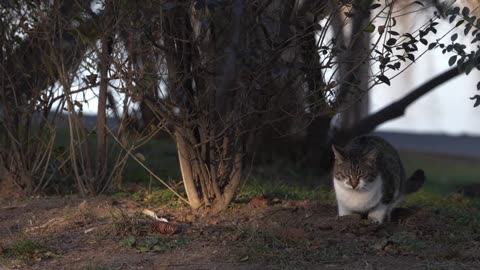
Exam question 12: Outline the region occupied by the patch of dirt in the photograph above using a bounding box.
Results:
[1,196,479,270]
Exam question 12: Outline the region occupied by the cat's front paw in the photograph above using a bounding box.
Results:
[368,204,389,224]
[367,215,385,224]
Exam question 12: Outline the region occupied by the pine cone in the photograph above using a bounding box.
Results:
[151,221,177,235]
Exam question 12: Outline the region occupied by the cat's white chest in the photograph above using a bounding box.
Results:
[333,175,383,213]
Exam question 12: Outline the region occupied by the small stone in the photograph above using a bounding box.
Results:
[44,251,55,258]
[271,198,282,204]
[239,255,249,262]
[230,232,241,241]
[373,239,389,250]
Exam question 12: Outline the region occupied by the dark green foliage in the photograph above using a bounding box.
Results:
[444,5,480,106]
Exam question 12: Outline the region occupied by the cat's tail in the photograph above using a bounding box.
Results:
[405,169,426,194]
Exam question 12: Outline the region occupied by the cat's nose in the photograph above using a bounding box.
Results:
[350,180,358,189]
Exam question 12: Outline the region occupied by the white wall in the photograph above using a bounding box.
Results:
[370,8,480,136]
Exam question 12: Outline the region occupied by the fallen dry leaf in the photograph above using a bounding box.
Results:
[249,197,268,208]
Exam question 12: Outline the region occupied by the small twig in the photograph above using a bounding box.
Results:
[105,125,190,205]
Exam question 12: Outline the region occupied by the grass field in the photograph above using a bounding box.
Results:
[115,137,480,195]
[401,151,480,193]
[51,126,480,197]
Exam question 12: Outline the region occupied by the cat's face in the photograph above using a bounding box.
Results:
[332,145,377,191]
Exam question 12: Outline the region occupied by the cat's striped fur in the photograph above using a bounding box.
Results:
[332,135,425,223]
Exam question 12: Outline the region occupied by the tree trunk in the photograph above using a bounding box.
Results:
[175,125,244,213]
[175,129,202,210]
[96,14,111,190]
[333,0,372,130]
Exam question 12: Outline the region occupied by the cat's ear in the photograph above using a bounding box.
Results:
[364,150,377,165]
[331,145,345,163]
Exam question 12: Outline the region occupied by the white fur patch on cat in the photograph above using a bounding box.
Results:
[334,175,384,219]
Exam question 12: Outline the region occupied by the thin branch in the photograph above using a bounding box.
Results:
[335,66,462,144]
[106,125,190,205]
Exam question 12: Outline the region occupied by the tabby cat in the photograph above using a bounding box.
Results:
[332,135,425,223]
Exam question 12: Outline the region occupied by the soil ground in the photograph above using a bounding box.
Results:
[1,194,479,270]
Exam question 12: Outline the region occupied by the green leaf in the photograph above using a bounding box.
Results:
[370,3,381,10]
[143,237,160,246]
[428,43,437,50]
[138,246,151,253]
[477,81,480,90]
[120,235,136,248]
[448,55,457,66]
[452,7,460,15]
[465,24,472,35]
[451,33,458,42]
[413,1,424,6]
[152,245,166,253]
[364,23,376,33]
[386,38,397,46]
[449,15,456,23]
[377,75,391,85]
[465,62,474,75]
[470,95,480,107]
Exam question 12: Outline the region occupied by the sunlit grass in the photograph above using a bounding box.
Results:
[53,126,480,206]
[404,190,478,209]
[237,176,317,201]
[81,263,110,270]
[0,239,50,262]
[401,151,480,193]
[111,143,480,211]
